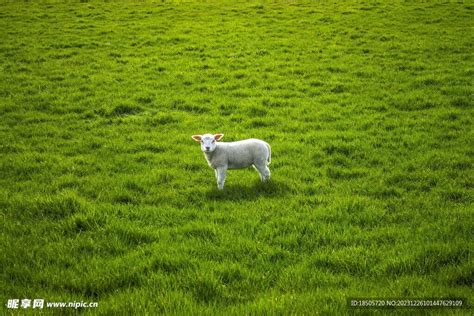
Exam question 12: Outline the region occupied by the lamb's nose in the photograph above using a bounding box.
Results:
[205,147,210,151]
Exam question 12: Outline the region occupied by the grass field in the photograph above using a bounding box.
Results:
[0,0,473,314]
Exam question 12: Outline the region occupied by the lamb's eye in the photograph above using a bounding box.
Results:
[212,140,215,143]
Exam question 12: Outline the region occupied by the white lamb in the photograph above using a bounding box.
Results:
[191,133,271,190]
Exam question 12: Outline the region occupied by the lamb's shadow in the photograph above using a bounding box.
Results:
[205,179,290,201]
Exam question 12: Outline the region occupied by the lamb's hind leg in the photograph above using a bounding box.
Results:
[254,162,270,182]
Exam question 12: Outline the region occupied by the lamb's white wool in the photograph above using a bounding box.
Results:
[192,133,271,190]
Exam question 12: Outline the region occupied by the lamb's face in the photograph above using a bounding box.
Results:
[191,133,224,153]
[200,134,217,153]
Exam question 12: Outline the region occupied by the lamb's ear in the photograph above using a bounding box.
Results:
[191,135,202,142]
[214,133,224,141]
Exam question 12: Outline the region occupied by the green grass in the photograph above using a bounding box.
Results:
[1,0,472,314]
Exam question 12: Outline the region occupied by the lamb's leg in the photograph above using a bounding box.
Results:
[254,163,271,182]
[216,167,227,190]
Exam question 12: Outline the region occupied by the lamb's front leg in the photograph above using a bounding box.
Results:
[215,167,227,190]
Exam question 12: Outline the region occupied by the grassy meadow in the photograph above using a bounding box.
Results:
[1,0,473,314]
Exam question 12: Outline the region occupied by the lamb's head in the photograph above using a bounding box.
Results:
[192,133,224,153]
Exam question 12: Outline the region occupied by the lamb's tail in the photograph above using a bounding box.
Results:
[266,142,271,165]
